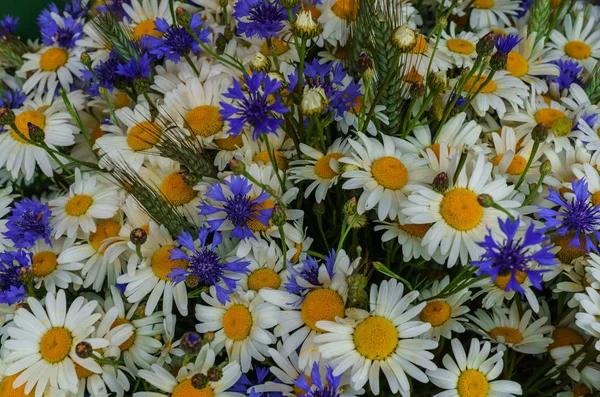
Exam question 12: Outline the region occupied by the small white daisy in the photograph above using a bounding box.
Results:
[467,0,521,30]
[438,22,479,69]
[19,45,83,94]
[548,12,600,73]
[29,237,82,293]
[123,0,173,42]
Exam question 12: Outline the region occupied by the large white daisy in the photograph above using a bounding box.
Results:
[548,12,600,73]
[19,45,83,94]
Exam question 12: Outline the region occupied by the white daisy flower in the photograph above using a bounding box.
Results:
[238,240,288,293]
[407,34,453,74]
[437,22,479,69]
[0,187,15,252]
[474,271,543,313]
[241,130,294,171]
[574,287,600,350]
[204,131,248,171]
[156,314,184,366]
[19,45,83,94]
[29,237,82,293]
[319,0,357,47]
[374,217,444,262]
[123,0,173,42]
[76,22,113,67]
[467,0,521,30]
[548,12,600,73]
[49,169,121,238]
[427,338,523,397]
[489,126,545,184]
[314,278,438,395]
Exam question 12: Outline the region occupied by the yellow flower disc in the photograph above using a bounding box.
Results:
[214,134,244,150]
[492,154,527,175]
[114,92,131,109]
[457,369,490,397]
[564,40,592,60]
[160,172,197,206]
[371,156,409,191]
[32,251,58,277]
[184,105,224,138]
[222,304,253,341]
[411,35,429,54]
[331,0,358,21]
[89,220,121,253]
[248,198,274,232]
[127,121,161,151]
[247,268,281,292]
[133,20,161,41]
[420,300,452,326]
[0,373,33,397]
[301,288,345,332]
[489,327,523,344]
[464,75,497,94]
[440,188,483,231]
[548,327,585,349]
[65,194,94,217]
[40,327,73,363]
[40,48,69,71]
[260,38,291,56]
[151,245,189,281]
[315,153,344,179]
[253,150,288,170]
[534,108,566,128]
[353,316,399,360]
[172,379,215,397]
[505,51,529,78]
[398,222,431,238]
[111,318,136,351]
[447,38,475,55]
[11,110,46,144]
[494,270,527,290]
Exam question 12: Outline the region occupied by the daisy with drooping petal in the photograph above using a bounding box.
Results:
[427,338,523,397]
[122,0,172,43]
[319,0,357,47]
[49,169,121,238]
[19,45,83,94]
[467,0,521,30]
[548,12,600,73]
[315,278,438,396]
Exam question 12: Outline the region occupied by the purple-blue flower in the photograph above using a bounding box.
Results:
[0,249,31,305]
[551,59,583,91]
[293,362,343,397]
[231,366,270,393]
[473,217,556,294]
[198,176,273,240]
[516,0,531,17]
[40,14,84,49]
[116,53,152,82]
[4,198,52,249]
[0,15,18,37]
[83,51,125,95]
[220,72,289,139]
[494,33,521,54]
[95,0,132,19]
[538,178,600,253]
[0,88,27,109]
[144,14,210,63]
[168,227,250,304]
[285,249,336,297]
[233,0,287,39]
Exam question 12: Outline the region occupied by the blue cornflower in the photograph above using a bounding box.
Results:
[220,72,289,139]
[494,33,521,54]
[516,0,531,17]
[95,0,132,19]
[144,14,210,63]
[538,178,600,253]
[198,176,273,240]
[231,366,270,393]
[0,88,27,109]
[0,15,18,37]
[293,362,343,397]
[552,59,583,91]
[473,217,556,293]
[168,227,250,304]
[116,53,152,82]
[40,14,84,49]
[284,249,335,296]
[84,51,124,95]
[0,249,31,305]
[233,0,287,39]
[4,199,52,249]
[289,60,362,117]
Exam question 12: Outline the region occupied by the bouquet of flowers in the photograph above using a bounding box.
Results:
[1,0,600,395]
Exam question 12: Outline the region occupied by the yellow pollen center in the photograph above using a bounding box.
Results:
[505,51,529,77]
[11,110,46,144]
[555,235,586,264]
[114,92,131,109]
[260,38,291,56]
[75,362,95,379]
[549,327,585,349]
[40,327,73,363]
[222,304,253,341]
[133,20,161,41]
[0,373,33,397]
[492,154,527,175]
[111,318,136,351]
[457,369,489,397]
[315,153,344,179]
[447,38,475,55]
[574,384,592,397]
[91,123,105,145]
[420,300,452,326]
[591,191,600,206]
[253,150,288,170]
[411,35,429,54]
[331,0,358,21]
[464,75,497,93]
[440,188,483,231]
[31,251,58,277]
[403,67,423,84]
[248,198,274,232]
[214,134,244,150]
[127,121,161,151]
[534,108,566,128]
[371,156,409,191]
[489,327,523,344]
[301,288,345,332]
[65,194,93,217]
[172,379,215,397]
[184,105,224,138]
[160,172,197,206]
[40,48,69,71]
[398,222,431,237]
[353,316,399,360]
[89,220,121,253]
[494,270,527,290]
[564,40,592,60]
[151,244,189,281]
[291,242,303,263]
[247,268,281,291]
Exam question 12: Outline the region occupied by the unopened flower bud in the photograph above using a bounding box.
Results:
[477,193,494,208]
[293,10,322,40]
[356,52,373,76]
[313,202,326,216]
[552,117,573,137]
[229,158,245,175]
[76,342,94,359]
[182,171,199,186]
[207,365,223,382]
[181,331,203,355]
[204,331,215,342]
[343,197,358,216]
[80,52,92,68]
[28,123,45,143]
[301,87,328,117]
[176,7,192,26]
[476,32,495,56]
[186,274,200,288]
[216,33,228,54]
[410,82,425,98]
[391,24,416,52]
[531,123,548,143]
[540,159,552,175]
[134,77,150,94]
[223,26,234,41]
[490,51,507,70]
[437,16,448,29]
[432,172,449,193]
[130,228,147,245]
[249,52,271,73]
[272,205,287,226]
[191,373,209,390]
[350,213,367,229]
[280,0,299,8]
[431,95,444,121]
[0,107,15,125]
[429,71,447,92]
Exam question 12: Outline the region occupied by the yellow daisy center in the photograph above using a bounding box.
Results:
[172,379,215,397]
[160,172,197,206]
[184,105,224,138]
[247,268,281,292]
[464,75,497,94]
[114,92,131,109]
[489,327,523,344]
[31,251,58,277]
[89,220,121,253]
[260,38,291,56]
[40,327,73,363]
[91,123,106,145]
[301,288,345,332]
[222,304,253,341]
[398,222,431,237]
[133,20,161,41]
[11,110,46,144]
[591,191,600,206]
[291,242,303,264]
[253,150,288,170]
[564,40,592,60]
[111,318,136,351]
[40,48,69,71]
[65,194,94,217]
[411,35,429,54]
[548,327,585,349]
[75,362,95,379]
[555,235,586,264]
[505,51,529,78]
[574,384,592,397]
[447,38,475,55]
[353,316,399,360]
[494,270,527,290]
[127,121,161,151]
[151,244,189,281]
[315,153,344,179]
[492,153,528,175]
[248,198,274,232]
[0,373,33,397]
[402,67,423,84]
[440,188,483,231]
[331,0,358,21]
[420,300,452,326]
[457,369,489,397]
[214,134,244,150]
[473,0,494,8]
[371,156,409,191]
[534,108,566,128]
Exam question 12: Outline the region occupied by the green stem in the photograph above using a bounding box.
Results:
[261,134,286,191]
[514,141,539,190]
[364,52,400,131]
[185,54,200,77]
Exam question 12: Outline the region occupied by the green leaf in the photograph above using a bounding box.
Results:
[372,261,413,289]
